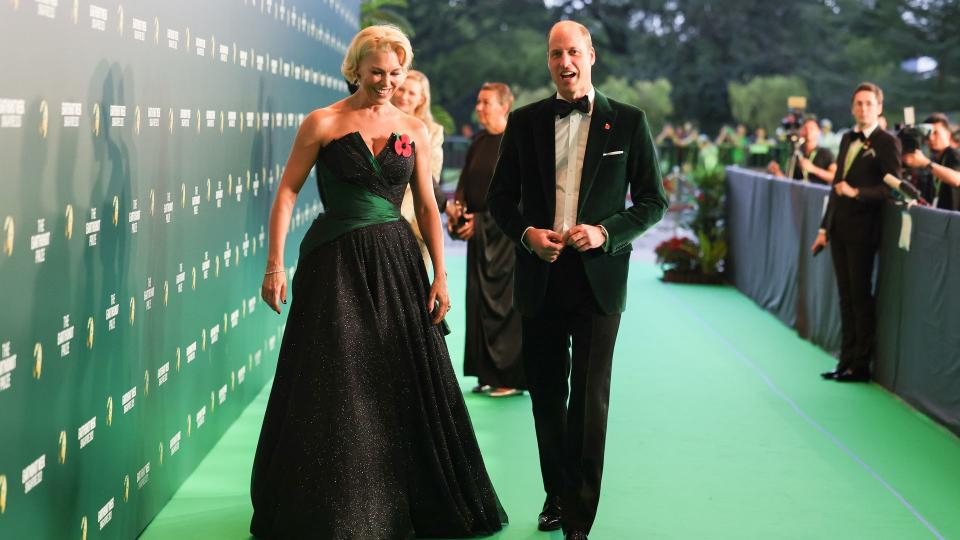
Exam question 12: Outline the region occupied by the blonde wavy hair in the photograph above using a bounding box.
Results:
[341,24,413,84]
[402,70,437,126]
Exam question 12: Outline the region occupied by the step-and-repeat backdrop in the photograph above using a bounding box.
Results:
[0,1,358,538]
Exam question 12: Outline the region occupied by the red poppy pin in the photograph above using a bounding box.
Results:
[393,134,413,157]
[604,123,611,130]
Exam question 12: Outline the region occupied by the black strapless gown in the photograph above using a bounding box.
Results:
[250,132,507,539]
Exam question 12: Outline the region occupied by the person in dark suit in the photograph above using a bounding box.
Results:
[486,21,667,540]
[812,82,901,383]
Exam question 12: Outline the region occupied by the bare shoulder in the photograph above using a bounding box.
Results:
[301,100,351,145]
[399,113,430,145]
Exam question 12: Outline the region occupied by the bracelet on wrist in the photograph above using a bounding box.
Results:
[264,268,285,276]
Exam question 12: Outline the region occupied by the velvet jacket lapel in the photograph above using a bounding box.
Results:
[577,91,615,218]
[533,98,557,223]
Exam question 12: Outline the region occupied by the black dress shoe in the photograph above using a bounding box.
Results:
[834,369,870,383]
[538,495,562,531]
[820,369,841,380]
[564,531,588,540]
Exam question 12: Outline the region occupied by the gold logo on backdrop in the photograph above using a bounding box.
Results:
[112,196,119,226]
[180,183,186,208]
[248,354,253,371]
[246,170,251,191]
[185,27,191,53]
[144,370,149,396]
[176,347,181,372]
[195,109,200,134]
[230,371,235,391]
[116,5,124,35]
[129,297,135,325]
[154,17,160,45]
[168,108,174,134]
[0,474,6,514]
[210,391,215,413]
[33,343,42,379]
[191,267,196,290]
[232,42,237,64]
[3,216,13,256]
[219,111,224,134]
[158,442,163,465]
[123,475,130,502]
[223,313,228,334]
[81,516,87,540]
[228,174,233,196]
[201,328,206,351]
[65,204,74,239]
[134,106,141,134]
[240,111,244,134]
[206,178,211,201]
[215,256,220,278]
[106,396,113,427]
[242,299,247,318]
[86,317,94,349]
[163,280,169,306]
[187,414,191,437]
[72,0,78,24]
[39,100,49,139]
[92,103,101,137]
[234,246,240,267]
[210,35,216,63]
[59,431,67,464]
[149,189,156,216]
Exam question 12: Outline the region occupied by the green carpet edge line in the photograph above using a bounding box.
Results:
[662,286,946,540]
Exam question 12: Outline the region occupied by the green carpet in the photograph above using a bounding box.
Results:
[139,260,960,540]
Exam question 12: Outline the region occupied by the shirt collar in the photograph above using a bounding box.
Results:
[856,122,879,139]
[555,87,595,116]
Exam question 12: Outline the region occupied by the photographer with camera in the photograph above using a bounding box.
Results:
[902,113,960,212]
[767,116,837,184]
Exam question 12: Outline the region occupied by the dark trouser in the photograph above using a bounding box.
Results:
[830,238,877,373]
[522,250,621,534]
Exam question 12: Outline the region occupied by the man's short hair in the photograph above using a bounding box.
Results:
[548,20,593,49]
[480,82,514,110]
[851,82,883,104]
[924,112,952,131]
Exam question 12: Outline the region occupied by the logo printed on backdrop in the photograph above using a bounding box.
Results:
[57,315,74,357]
[115,5,123,35]
[132,17,146,41]
[98,497,114,529]
[78,416,96,449]
[3,216,13,255]
[58,430,66,464]
[112,195,119,225]
[64,102,87,128]
[21,455,45,494]
[35,0,56,19]
[176,263,186,293]
[39,100,48,138]
[154,16,160,44]
[110,105,125,128]
[169,431,181,456]
[85,208,100,246]
[81,515,88,540]
[167,27,179,50]
[0,474,6,514]
[0,341,17,392]
[136,462,150,489]
[91,102,101,136]
[129,297,135,326]
[86,317,94,349]
[64,204,74,239]
[143,278,155,310]
[32,343,42,379]
[157,361,169,386]
[195,36,206,57]
[134,106,141,134]
[31,218,50,263]
[105,293,119,331]
[192,186,200,214]
[144,370,149,396]
[187,414,191,437]
[88,4,107,31]
[163,192,173,223]
[123,475,129,502]
[106,396,113,426]
[122,386,136,414]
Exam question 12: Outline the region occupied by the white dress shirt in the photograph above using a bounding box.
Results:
[553,87,595,234]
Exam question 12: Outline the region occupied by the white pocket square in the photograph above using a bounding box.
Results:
[602,150,624,157]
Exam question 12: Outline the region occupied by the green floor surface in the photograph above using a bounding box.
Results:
[139,260,960,540]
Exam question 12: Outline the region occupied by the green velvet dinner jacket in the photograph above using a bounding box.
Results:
[486,90,667,316]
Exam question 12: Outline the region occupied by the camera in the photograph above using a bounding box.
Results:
[896,106,933,154]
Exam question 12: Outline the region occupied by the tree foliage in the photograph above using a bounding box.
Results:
[728,76,809,132]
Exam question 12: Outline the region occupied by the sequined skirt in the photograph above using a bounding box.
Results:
[250,220,507,539]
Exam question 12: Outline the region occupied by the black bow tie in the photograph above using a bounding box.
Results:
[852,131,867,142]
[554,96,590,118]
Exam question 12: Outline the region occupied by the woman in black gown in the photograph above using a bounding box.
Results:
[448,83,525,397]
[252,25,506,539]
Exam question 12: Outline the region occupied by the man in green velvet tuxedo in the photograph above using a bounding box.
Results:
[487,21,667,540]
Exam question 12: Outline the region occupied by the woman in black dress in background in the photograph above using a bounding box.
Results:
[252,25,506,539]
[448,83,525,397]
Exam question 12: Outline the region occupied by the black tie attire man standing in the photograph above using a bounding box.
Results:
[812,82,901,383]
[487,21,667,540]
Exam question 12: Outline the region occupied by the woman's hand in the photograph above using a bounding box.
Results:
[261,269,287,314]
[427,273,450,324]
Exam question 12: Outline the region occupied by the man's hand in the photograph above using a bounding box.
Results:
[903,150,931,169]
[562,224,606,252]
[766,160,784,177]
[525,228,564,262]
[834,181,859,198]
[799,157,813,172]
[811,230,828,254]
[454,213,475,240]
